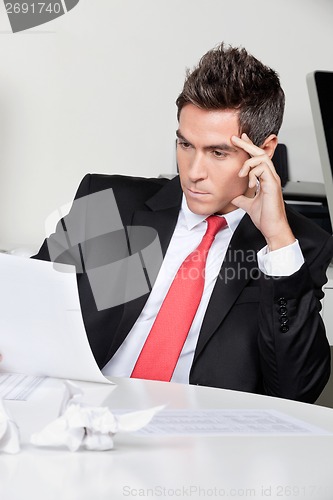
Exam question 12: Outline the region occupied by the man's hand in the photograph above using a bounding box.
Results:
[231,133,295,251]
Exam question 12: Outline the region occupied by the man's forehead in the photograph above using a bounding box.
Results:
[177,107,240,150]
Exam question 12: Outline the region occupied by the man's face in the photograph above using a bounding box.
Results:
[177,104,253,215]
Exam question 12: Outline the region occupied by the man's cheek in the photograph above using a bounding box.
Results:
[232,176,249,196]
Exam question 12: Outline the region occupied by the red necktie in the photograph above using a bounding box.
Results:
[131,215,227,381]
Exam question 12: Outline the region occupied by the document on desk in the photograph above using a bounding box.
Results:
[0,253,110,385]
[0,373,45,400]
[132,409,332,436]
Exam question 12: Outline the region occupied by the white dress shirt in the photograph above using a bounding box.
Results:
[102,196,304,382]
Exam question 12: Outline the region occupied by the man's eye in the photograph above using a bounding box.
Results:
[178,141,191,149]
[212,150,227,158]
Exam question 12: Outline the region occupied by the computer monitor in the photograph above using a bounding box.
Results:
[307,71,333,234]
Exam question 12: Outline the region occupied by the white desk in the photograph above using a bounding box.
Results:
[1,377,333,500]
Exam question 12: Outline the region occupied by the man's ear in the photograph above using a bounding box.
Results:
[261,134,278,159]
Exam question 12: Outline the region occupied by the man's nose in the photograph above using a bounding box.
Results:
[188,153,208,181]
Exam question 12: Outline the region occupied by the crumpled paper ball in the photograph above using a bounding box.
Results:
[31,381,163,451]
[0,398,20,454]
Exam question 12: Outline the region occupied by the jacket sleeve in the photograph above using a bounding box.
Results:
[258,234,333,403]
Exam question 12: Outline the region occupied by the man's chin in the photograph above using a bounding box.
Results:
[185,198,214,216]
[185,196,237,216]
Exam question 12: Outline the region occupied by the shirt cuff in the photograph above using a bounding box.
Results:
[257,240,305,276]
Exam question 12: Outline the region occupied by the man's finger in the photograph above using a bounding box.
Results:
[239,157,277,179]
[231,133,263,157]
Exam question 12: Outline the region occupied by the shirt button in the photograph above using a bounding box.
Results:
[280,325,289,333]
[277,297,287,306]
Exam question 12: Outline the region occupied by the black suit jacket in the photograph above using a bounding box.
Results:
[34,173,333,402]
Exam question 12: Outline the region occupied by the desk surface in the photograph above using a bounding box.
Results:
[1,377,333,500]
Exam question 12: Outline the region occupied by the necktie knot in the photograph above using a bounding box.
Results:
[205,215,228,239]
[198,215,227,251]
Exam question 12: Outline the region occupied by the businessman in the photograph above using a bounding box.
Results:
[33,43,333,402]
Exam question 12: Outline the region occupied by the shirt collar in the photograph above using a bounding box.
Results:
[181,194,246,234]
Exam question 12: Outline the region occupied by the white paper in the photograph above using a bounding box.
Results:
[127,409,333,436]
[0,373,46,400]
[0,254,110,384]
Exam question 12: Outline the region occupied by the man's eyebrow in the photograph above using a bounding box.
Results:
[176,130,190,142]
[176,129,238,153]
[205,143,238,153]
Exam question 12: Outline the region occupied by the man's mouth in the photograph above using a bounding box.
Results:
[187,187,210,197]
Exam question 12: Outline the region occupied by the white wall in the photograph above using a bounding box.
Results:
[0,0,332,251]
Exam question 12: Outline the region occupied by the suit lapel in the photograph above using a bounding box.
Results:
[108,176,183,356]
[131,175,183,258]
[193,214,266,362]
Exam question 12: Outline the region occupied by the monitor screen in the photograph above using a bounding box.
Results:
[307,71,333,234]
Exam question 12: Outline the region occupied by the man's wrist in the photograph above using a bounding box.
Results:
[265,228,296,252]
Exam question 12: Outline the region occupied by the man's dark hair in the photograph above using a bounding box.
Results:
[176,42,285,146]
